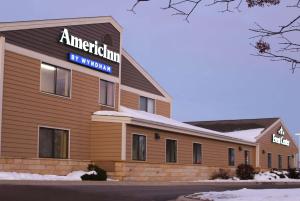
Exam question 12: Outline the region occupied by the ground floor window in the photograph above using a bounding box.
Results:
[228,148,235,166]
[244,150,250,165]
[288,155,293,169]
[278,155,283,169]
[132,134,146,161]
[267,153,272,168]
[193,143,202,164]
[39,127,69,159]
[166,139,177,163]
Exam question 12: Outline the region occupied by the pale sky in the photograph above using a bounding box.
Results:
[1,0,299,134]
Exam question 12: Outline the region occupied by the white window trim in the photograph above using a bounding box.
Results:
[192,142,203,165]
[131,133,147,162]
[37,125,71,159]
[165,138,178,164]
[39,61,72,99]
[139,96,156,114]
[99,79,116,108]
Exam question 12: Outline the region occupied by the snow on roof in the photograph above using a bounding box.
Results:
[94,106,223,135]
[221,128,264,143]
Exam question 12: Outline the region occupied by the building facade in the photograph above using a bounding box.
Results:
[0,17,297,181]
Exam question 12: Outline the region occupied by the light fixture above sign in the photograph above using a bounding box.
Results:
[272,126,290,146]
[59,28,120,64]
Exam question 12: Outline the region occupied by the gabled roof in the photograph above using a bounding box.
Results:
[0,16,123,32]
[121,49,172,101]
[186,118,279,133]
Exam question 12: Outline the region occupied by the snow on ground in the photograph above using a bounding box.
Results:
[194,171,299,182]
[0,171,96,180]
[188,188,300,201]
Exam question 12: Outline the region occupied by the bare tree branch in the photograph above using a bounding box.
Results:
[128,0,300,72]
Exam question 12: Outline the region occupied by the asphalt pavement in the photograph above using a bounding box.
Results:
[0,181,299,201]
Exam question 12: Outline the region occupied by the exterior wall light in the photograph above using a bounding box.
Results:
[154,133,160,140]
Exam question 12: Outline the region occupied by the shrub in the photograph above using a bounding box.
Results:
[287,168,300,179]
[211,168,231,180]
[81,164,107,181]
[271,170,286,179]
[236,164,255,180]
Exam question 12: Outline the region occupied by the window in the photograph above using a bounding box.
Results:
[100,79,115,107]
[139,96,155,113]
[193,143,202,164]
[166,139,177,163]
[41,63,70,97]
[228,148,235,166]
[267,153,272,168]
[288,155,293,169]
[39,127,69,159]
[278,155,283,169]
[244,150,250,165]
[132,134,146,161]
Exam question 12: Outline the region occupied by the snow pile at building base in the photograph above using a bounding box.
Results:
[186,188,300,201]
[0,171,96,180]
[254,171,289,181]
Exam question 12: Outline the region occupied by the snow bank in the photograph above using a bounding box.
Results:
[188,188,300,201]
[0,171,96,181]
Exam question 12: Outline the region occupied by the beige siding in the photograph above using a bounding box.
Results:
[126,125,256,167]
[156,100,171,118]
[90,122,122,161]
[1,51,119,159]
[258,122,298,169]
[120,90,139,110]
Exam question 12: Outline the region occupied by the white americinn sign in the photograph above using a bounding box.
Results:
[59,28,120,64]
[272,126,290,146]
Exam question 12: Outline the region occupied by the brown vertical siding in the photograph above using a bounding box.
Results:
[1,23,120,77]
[1,51,119,159]
[126,125,255,167]
[258,122,298,169]
[90,122,122,161]
[121,56,164,96]
[120,90,139,110]
[156,100,171,118]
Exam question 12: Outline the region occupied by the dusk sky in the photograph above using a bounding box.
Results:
[1,0,299,134]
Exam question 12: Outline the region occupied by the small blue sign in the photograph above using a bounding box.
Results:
[68,53,112,74]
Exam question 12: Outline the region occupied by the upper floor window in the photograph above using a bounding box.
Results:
[132,134,146,161]
[228,148,235,166]
[40,63,71,97]
[100,79,115,107]
[39,127,69,159]
[166,139,177,163]
[193,143,202,164]
[139,96,155,113]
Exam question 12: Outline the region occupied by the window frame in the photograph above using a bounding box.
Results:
[192,142,202,165]
[278,154,283,169]
[37,125,70,159]
[165,138,178,163]
[40,62,72,98]
[228,147,235,166]
[244,150,250,165]
[99,79,115,108]
[287,155,292,169]
[267,152,272,169]
[139,96,155,114]
[131,133,147,161]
